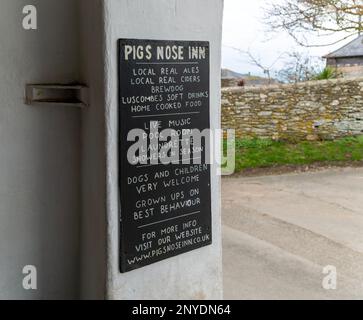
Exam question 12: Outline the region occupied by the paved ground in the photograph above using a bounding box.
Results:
[222,167,363,300]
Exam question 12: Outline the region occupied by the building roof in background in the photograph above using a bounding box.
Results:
[324,35,363,59]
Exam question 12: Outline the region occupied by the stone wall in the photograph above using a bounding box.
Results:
[222,78,363,141]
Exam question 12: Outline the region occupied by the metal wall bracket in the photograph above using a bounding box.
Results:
[25,84,89,108]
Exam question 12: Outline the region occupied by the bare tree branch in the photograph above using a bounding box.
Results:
[264,0,363,47]
[277,51,324,83]
[228,46,287,83]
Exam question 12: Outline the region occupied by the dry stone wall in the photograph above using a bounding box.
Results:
[222,78,363,141]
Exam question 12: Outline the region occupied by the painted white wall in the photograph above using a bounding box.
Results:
[0,0,223,300]
[0,0,81,299]
[80,0,224,300]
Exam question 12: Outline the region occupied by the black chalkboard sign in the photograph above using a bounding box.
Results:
[118,39,212,273]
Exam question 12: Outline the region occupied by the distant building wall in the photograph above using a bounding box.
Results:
[327,57,363,78]
[222,78,363,141]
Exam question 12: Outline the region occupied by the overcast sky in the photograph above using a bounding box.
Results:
[222,0,351,77]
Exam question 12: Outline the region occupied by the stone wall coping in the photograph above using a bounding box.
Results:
[221,77,363,93]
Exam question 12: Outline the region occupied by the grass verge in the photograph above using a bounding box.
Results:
[230,136,363,173]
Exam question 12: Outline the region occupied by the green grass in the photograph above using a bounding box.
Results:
[228,136,363,173]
